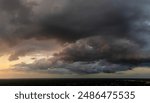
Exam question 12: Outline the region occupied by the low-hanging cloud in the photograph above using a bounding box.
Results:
[13,59,133,74]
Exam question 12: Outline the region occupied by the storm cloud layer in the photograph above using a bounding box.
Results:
[0,0,148,42]
[1,0,150,73]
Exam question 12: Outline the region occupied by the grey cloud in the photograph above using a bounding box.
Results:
[0,0,150,72]
[53,36,142,63]
[14,59,71,74]
[0,0,34,24]
[13,59,132,74]
[0,0,148,43]
[0,0,35,46]
[8,39,61,61]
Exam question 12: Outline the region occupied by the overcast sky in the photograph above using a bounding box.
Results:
[0,0,150,78]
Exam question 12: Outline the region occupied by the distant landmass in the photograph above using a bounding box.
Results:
[0,78,150,86]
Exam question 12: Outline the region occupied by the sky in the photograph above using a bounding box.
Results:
[0,0,150,78]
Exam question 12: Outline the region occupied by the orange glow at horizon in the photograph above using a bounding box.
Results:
[0,53,55,70]
[0,55,36,69]
[0,55,12,69]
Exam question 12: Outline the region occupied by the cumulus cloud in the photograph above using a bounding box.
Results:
[53,36,141,63]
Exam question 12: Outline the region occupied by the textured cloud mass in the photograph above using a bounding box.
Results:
[0,0,146,42]
[1,0,150,74]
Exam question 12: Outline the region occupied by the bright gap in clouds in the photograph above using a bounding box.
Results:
[0,54,54,70]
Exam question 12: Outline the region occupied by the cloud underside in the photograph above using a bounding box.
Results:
[1,0,150,74]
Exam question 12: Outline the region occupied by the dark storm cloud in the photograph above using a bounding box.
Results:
[39,0,132,42]
[14,59,132,74]
[0,0,35,46]
[53,36,141,62]
[41,0,150,64]
[0,0,32,22]
[0,0,147,43]
[36,0,150,43]
[0,0,150,73]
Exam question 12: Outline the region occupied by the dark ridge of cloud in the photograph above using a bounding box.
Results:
[36,0,150,44]
[38,0,150,65]
[13,59,133,74]
[0,0,146,43]
[39,0,131,42]
[52,36,141,62]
